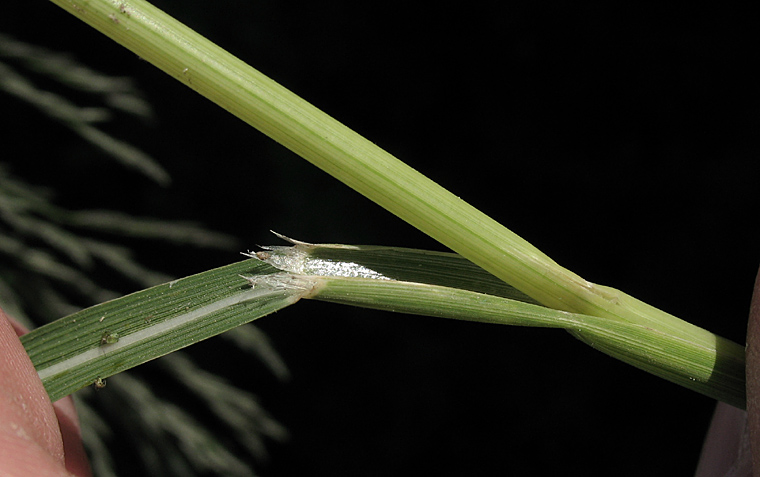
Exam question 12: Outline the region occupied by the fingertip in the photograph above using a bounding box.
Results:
[746,266,760,474]
[53,398,92,477]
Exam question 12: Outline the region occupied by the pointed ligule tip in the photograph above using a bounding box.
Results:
[270,230,315,248]
[241,249,276,262]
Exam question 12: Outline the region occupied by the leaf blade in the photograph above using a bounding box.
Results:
[21,259,312,402]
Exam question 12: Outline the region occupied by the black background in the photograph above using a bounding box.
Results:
[2,2,758,475]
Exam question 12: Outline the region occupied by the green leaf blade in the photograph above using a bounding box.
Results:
[21,259,310,402]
